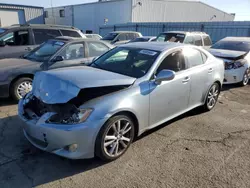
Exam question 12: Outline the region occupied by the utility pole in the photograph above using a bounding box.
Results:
[51,0,56,24]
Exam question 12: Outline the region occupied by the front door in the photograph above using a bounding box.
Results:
[149,50,191,127]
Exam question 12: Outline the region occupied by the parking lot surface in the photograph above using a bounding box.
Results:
[0,84,250,188]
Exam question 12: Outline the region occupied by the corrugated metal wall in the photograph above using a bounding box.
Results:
[100,21,250,43]
[131,0,235,23]
[0,4,44,26]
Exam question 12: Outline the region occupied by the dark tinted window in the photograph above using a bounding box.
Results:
[157,51,186,73]
[91,47,160,78]
[194,35,203,46]
[0,30,30,46]
[102,33,118,40]
[88,42,109,57]
[184,48,204,67]
[202,35,212,46]
[59,9,65,17]
[130,37,149,43]
[211,40,250,52]
[33,29,61,44]
[156,33,185,43]
[61,30,81,38]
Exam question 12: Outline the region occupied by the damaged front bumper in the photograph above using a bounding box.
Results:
[223,66,247,84]
[18,98,107,159]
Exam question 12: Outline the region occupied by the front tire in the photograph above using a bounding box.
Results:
[10,77,33,101]
[95,115,135,161]
[240,70,249,86]
[203,83,220,111]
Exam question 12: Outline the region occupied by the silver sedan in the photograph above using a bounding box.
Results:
[18,42,224,161]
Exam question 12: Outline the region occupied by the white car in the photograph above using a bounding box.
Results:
[209,37,250,86]
[83,34,102,40]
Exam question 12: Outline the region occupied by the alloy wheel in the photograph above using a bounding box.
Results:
[103,118,133,157]
[17,81,32,99]
[242,72,249,86]
[207,84,219,109]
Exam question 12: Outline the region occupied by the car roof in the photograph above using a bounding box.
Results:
[220,37,250,42]
[111,31,138,33]
[2,24,80,31]
[162,31,208,35]
[121,42,188,52]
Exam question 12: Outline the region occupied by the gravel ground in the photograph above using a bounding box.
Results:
[0,84,250,188]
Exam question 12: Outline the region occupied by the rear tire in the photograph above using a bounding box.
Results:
[10,77,33,101]
[203,83,220,111]
[95,115,135,161]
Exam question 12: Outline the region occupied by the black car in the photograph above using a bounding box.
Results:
[0,36,113,100]
[0,24,85,59]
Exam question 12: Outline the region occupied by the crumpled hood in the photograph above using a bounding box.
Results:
[209,49,247,60]
[0,58,36,70]
[32,66,136,104]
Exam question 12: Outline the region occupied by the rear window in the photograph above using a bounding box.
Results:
[102,33,118,40]
[61,30,81,38]
[211,40,250,52]
[33,29,61,44]
[156,33,185,43]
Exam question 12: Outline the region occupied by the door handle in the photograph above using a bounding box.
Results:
[182,76,190,83]
[208,68,213,73]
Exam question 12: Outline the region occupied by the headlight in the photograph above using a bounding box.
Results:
[226,59,246,70]
[47,108,93,124]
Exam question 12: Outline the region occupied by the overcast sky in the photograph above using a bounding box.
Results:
[1,0,250,21]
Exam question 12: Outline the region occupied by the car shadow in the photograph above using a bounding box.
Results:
[0,97,16,107]
[221,82,250,91]
[0,115,108,187]
[136,106,204,141]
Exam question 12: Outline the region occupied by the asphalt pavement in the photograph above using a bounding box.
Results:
[0,84,250,188]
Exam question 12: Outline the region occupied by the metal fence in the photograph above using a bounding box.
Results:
[99,21,250,43]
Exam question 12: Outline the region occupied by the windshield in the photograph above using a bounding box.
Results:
[24,40,65,62]
[211,40,250,52]
[102,33,118,40]
[156,33,185,43]
[0,28,6,34]
[90,47,160,78]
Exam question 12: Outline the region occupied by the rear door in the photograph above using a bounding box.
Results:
[49,42,87,69]
[0,29,34,59]
[183,48,213,108]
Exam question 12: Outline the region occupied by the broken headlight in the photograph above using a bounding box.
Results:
[47,108,93,124]
[226,59,246,70]
[23,92,33,105]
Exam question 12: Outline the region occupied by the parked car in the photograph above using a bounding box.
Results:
[101,31,142,45]
[156,31,212,48]
[0,36,113,100]
[129,36,156,43]
[0,24,86,59]
[209,37,250,86]
[83,34,102,40]
[18,42,224,161]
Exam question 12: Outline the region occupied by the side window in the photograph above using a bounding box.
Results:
[105,50,128,63]
[61,30,81,38]
[57,43,85,60]
[201,52,208,63]
[88,42,109,57]
[127,33,136,40]
[184,48,204,68]
[33,29,61,44]
[2,30,30,46]
[184,36,194,44]
[194,35,203,46]
[117,34,127,41]
[202,35,212,46]
[157,51,186,73]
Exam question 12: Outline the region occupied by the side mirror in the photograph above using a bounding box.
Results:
[155,70,175,85]
[52,56,64,62]
[0,40,6,47]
